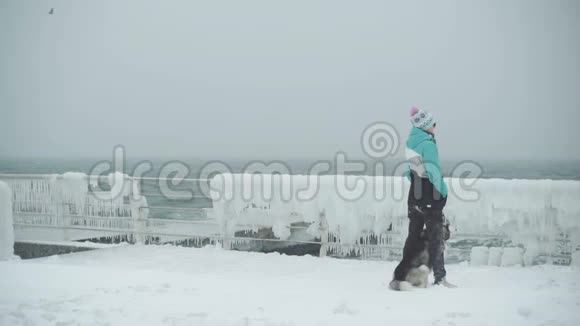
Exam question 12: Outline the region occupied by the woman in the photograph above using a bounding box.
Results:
[394,106,455,287]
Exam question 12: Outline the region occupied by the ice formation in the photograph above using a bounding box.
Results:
[572,251,580,267]
[3,171,579,262]
[470,247,489,266]
[488,247,503,266]
[108,172,131,199]
[211,174,580,258]
[3,173,148,242]
[501,247,524,267]
[523,242,540,266]
[51,172,88,214]
[472,246,535,267]
[0,181,14,260]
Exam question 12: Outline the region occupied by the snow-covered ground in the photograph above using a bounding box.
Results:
[1,246,579,326]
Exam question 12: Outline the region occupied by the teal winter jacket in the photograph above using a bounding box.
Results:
[405,127,448,209]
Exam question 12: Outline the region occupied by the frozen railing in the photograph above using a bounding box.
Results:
[1,173,149,244]
[210,174,580,263]
[0,173,409,259]
[1,173,579,263]
[0,173,322,250]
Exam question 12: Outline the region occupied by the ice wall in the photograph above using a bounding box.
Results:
[210,174,580,255]
[0,181,14,260]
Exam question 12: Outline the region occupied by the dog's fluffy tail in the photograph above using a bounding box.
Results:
[389,280,413,291]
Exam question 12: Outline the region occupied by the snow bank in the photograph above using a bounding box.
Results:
[0,181,14,260]
[211,174,580,256]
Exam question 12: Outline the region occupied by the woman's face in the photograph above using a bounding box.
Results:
[427,124,436,134]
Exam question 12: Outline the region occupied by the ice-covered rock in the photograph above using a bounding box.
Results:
[0,181,14,260]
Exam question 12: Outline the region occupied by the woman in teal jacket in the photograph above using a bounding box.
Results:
[394,106,455,287]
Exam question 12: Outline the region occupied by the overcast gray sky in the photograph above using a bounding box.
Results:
[1,0,579,160]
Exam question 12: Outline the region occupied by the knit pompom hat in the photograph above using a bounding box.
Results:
[409,106,436,130]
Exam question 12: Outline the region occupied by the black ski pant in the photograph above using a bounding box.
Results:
[394,206,446,282]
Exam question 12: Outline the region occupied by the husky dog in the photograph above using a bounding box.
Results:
[389,221,451,291]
